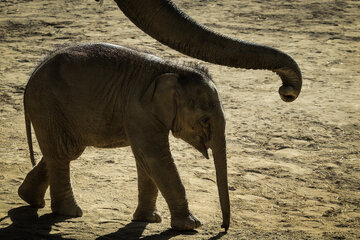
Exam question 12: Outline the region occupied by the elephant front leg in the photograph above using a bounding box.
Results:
[133,149,201,230]
[133,161,161,223]
[18,157,49,208]
[48,159,82,217]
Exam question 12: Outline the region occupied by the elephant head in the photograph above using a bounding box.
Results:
[109,0,302,102]
[142,68,230,230]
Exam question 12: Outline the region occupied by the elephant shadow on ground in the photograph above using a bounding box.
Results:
[0,206,73,240]
[96,221,197,240]
[0,206,226,240]
[96,221,227,240]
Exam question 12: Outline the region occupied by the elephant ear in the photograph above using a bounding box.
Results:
[141,73,180,130]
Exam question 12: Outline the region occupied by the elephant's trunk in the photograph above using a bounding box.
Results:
[209,114,230,231]
[113,0,302,102]
[212,143,230,232]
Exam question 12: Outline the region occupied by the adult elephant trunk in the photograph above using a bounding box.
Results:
[112,0,302,102]
[209,114,230,231]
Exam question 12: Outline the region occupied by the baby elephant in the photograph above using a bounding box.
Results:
[18,43,230,231]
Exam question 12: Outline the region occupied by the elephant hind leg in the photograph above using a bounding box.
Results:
[18,157,49,208]
[28,107,85,217]
[48,158,83,217]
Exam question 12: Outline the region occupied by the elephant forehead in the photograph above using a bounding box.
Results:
[202,83,219,105]
[188,96,216,112]
[182,106,205,122]
[188,88,216,110]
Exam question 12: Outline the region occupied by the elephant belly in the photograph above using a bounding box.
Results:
[85,127,130,149]
[95,140,130,148]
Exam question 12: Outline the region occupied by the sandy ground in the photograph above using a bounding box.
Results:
[0,0,359,239]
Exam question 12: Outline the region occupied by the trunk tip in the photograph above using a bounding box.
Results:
[279,85,298,102]
[221,222,229,232]
[221,216,230,232]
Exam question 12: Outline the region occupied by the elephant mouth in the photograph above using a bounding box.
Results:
[172,131,209,159]
[189,140,209,159]
[197,142,209,159]
[199,137,210,159]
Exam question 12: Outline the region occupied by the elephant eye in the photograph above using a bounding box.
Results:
[199,116,210,128]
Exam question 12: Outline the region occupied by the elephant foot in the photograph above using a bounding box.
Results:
[51,199,83,217]
[171,213,202,231]
[18,165,49,208]
[18,183,46,208]
[133,209,162,223]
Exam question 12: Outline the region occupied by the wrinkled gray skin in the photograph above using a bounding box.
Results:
[18,43,229,231]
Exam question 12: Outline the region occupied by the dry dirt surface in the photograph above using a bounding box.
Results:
[1,0,359,239]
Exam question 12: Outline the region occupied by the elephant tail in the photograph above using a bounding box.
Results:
[24,97,36,167]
